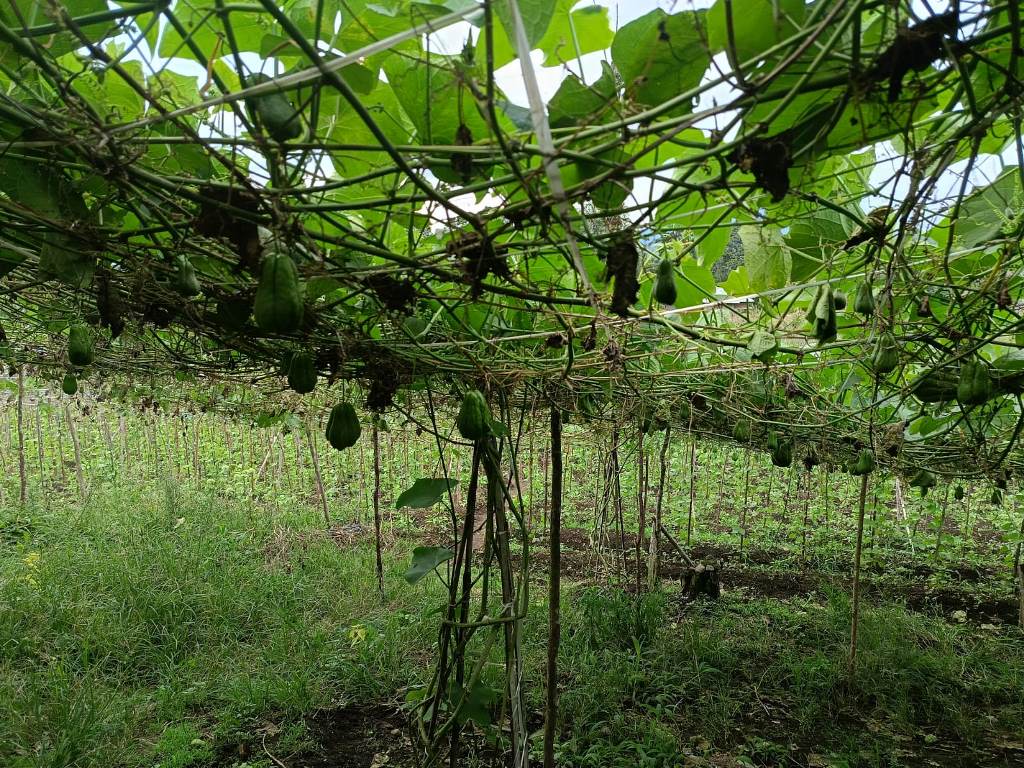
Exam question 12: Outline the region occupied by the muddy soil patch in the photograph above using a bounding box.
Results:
[296,704,416,768]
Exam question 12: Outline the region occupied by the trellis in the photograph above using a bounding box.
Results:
[1,0,1023,764]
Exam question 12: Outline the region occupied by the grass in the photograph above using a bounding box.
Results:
[2,481,1022,768]
[0,482,442,768]
[540,586,1023,767]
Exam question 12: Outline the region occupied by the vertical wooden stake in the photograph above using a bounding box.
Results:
[373,423,384,595]
[686,435,696,545]
[543,407,562,768]
[174,418,182,480]
[847,472,869,683]
[823,468,830,533]
[1013,511,1023,629]
[16,367,27,504]
[647,426,671,591]
[33,406,44,482]
[636,429,646,592]
[800,470,812,568]
[308,423,330,528]
[54,408,66,487]
[932,486,951,561]
[740,449,751,553]
[65,404,86,499]
[541,446,549,534]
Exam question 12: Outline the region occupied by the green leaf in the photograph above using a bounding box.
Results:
[451,680,497,726]
[38,234,94,288]
[747,330,779,362]
[396,478,455,509]
[404,546,455,584]
[539,3,613,67]
[0,247,25,278]
[955,168,1021,249]
[547,61,616,129]
[675,259,717,309]
[0,0,109,61]
[784,209,849,282]
[160,6,265,59]
[740,226,790,292]
[495,0,557,50]
[992,350,1024,371]
[611,10,708,112]
[706,0,804,62]
[306,276,343,300]
[721,265,751,296]
[575,146,632,210]
[384,52,495,182]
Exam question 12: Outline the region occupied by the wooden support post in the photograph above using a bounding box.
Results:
[543,407,562,768]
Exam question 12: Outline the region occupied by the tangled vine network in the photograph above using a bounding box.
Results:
[0,0,1023,487]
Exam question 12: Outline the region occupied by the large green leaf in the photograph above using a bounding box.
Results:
[38,234,95,288]
[740,226,790,292]
[706,0,804,62]
[573,146,633,210]
[482,0,610,69]
[339,3,449,51]
[0,156,96,286]
[495,0,558,50]
[396,478,455,509]
[0,0,110,61]
[547,62,617,129]
[384,52,496,182]
[675,259,717,310]
[539,2,613,66]
[404,546,455,584]
[611,10,709,112]
[160,5,266,59]
[784,209,849,282]
[955,168,1021,249]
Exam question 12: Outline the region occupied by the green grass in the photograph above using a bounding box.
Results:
[543,586,1023,767]
[0,483,442,768]
[2,483,1022,768]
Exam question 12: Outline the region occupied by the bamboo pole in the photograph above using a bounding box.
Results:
[16,367,27,504]
[543,407,562,768]
[847,472,869,682]
[372,423,384,594]
[308,422,330,528]
[65,404,86,499]
[647,426,671,590]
